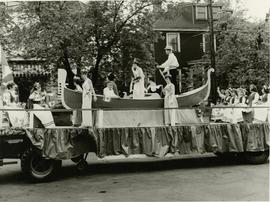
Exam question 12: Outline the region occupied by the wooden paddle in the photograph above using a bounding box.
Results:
[158,68,166,82]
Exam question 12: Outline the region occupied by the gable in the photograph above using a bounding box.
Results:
[154,3,221,31]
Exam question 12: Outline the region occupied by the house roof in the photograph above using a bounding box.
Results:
[153,3,221,31]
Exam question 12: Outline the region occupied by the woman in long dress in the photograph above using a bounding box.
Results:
[131,58,145,99]
[163,74,178,126]
[72,76,83,126]
[81,70,97,127]
[29,82,55,128]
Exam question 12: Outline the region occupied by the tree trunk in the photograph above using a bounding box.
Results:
[92,54,103,86]
[59,40,75,89]
[62,54,75,90]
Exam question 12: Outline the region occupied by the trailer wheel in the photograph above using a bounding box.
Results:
[21,148,61,181]
[243,150,269,164]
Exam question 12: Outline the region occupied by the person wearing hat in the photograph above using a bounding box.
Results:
[131,58,145,98]
[157,45,179,94]
[163,74,179,126]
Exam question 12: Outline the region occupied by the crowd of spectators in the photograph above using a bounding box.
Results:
[212,84,270,123]
[216,84,269,106]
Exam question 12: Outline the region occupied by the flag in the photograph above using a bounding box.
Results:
[0,45,14,84]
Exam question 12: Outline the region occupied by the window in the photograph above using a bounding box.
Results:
[166,33,180,52]
[196,6,207,20]
[212,6,221,20]
[196,5,221,20]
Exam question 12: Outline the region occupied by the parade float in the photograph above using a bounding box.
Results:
[0,67,269,182]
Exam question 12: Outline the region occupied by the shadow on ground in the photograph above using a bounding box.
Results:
[1,154,268,184]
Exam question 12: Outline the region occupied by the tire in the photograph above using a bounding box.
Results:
[21,148,62,181]
[243,150,269,164]
[76,159,88,171]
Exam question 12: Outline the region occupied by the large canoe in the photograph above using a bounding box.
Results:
[58,68,214,109]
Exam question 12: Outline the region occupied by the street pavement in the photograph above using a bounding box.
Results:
[0,153,269,202]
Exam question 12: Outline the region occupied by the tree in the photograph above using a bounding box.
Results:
[7,0,164,92]
[195,1,269,91]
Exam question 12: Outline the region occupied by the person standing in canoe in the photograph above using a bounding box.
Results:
[131,58,145,99]
[80,69,97,127]
[72,76,83,126]
[157,45,179,94]
[163,74,179,126]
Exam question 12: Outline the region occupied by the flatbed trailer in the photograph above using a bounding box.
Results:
[0,121,269,182]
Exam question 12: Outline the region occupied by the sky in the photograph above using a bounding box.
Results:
[5,0,270,21]
[231,0,270,21]
[176,0,270,21]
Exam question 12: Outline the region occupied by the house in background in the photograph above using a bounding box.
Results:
[0,57,57,103]
[153,2,221,91]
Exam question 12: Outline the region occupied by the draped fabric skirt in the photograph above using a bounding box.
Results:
[33,104,55,128]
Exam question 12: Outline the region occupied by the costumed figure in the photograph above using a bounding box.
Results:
[212,87,226,121]
[145,76,162,99]
[81,69,97,127]
[231,88,247,123]
[223,89,238,123]
[244,84,260,123]
[103,81,119,101]
[106,73,119,96]
[72,76,83,126]
[3,82,27,127]
[147,77,162,93]
[131,58,145,99]
[163,74,179,126]
[254,86,269,122]
[157,45,179,94]
[226,88,247,123]
[29,82,55,128]
[212,87,232,122]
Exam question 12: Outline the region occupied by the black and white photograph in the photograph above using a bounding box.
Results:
[0,0,269,201]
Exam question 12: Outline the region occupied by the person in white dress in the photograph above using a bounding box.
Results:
[254,86,269,122]
[29,82,55,128]
[103,81,119,101]
[81,70,97,127]
[72,76,83,126]
[245,84,260,122]
[163,74,179,126]
[3,82,28,127]
[131,58,145,99]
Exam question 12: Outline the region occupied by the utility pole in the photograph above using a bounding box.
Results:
[207,0,217,104]
[266,10,270,84]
